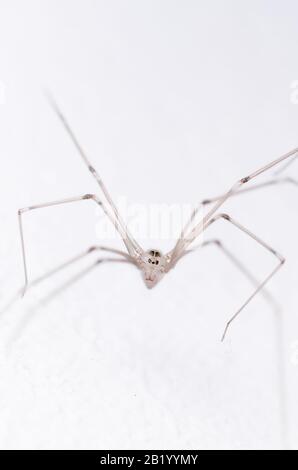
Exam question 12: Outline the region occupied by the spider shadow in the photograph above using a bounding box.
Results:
[3,251,135,350]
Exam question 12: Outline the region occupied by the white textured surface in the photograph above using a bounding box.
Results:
[0,0,297,450]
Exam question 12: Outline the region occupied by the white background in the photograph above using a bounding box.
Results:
[0,0,297,450]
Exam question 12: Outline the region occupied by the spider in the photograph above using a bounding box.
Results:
[17,95,298,340]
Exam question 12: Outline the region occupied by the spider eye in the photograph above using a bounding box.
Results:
[156,260,159,265]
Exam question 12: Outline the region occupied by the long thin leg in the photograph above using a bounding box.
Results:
[201,150,298,206]
[167,176,297,265]
[275,151,298,175]
[202,214,285,341]
[45,92,143,257]
[201,175,298,206]
[201,239,279,308]
[175,238,278,309]
[36,256,133,309]
[170,147,298,261]
[1,245,131,314]
[26,245,131,291]
[18,194,136,295]
[4,255,134,349]
[202,238,288,448]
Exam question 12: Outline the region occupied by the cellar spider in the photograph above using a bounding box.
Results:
[17,95,297,340]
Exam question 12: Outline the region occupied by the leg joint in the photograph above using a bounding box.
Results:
[18,208,28,215]
[240,176,251,184]
[212,213,231,221]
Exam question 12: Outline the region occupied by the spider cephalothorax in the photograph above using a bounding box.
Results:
[139,250,167,288]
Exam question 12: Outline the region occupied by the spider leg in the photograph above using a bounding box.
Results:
[167,175,296,264]
[35,256,134,309]
[202,150,298,205]
[1,245,131,315]
[202,238,287,447]
[46,92,143,257]
[170,147,298,261]
[201,239,278,309]
[18,194,136,295]
[173,238,278,310]
[202,214,285,341]
[27,245,131,292]
[201,175,298,206]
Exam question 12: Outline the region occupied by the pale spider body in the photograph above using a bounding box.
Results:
[16,93,297,340]
[139,250,169,288]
